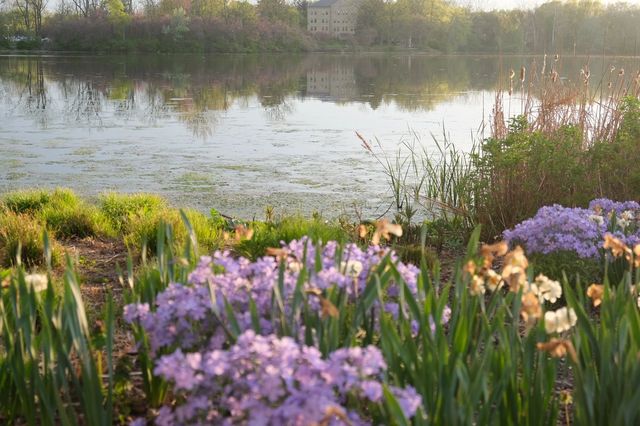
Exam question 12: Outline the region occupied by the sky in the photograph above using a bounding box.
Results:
[454,0,640,11]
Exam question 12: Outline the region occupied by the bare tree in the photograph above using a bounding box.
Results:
[29,0,47,36]
[14,0,30,32]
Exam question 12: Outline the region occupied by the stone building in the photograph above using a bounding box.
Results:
[307,0,362,37]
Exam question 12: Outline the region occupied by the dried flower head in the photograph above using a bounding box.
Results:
[371,219,403,246]
[537,338,578,363]
[502,246,529,293]
[481,241,508,268]
[469,274,486,296]
[603,234,631,258]
[521,290,542,322]
[586,284,604,307]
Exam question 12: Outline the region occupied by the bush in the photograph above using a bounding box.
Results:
[474,120,589,237]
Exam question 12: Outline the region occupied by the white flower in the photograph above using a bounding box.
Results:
[544,307,577,334]
[618,218,630,229]
[485,269,503,292]
[533,274,563,303]
[469,275,486,296]
[621,210,635,221]
[340,260,363,278]
[288,261,303,273]
[24,273,48,292]
[588,214,604,226]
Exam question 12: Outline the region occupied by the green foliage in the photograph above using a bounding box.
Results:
[565,276,640,425]
[234,215,349,259]
[0,260,114,424]
[474,119,589,237]
[529,251,601,284]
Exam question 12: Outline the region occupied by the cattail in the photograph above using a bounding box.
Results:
[610,65,616,73]
[619,68,625,77]
[509,69,515,80]
[608,82,612,89]
[551,70,559,83]
[554,54,559,62]
[520,66,526,83]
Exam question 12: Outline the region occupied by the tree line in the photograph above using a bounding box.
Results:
[1,0,639,54]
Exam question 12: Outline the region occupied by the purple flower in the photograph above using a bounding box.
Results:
[504,200,640,259]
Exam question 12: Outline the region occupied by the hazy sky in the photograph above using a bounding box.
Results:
[455,0,640,11]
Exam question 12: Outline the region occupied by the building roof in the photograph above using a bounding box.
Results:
[309,0,339,7]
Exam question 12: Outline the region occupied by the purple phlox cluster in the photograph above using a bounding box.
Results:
[504,200,640,259]
[124,238,435,354]
[152,330,422,426]
[589,199,640,216]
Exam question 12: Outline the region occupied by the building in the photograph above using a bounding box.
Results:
[307,0,362,38]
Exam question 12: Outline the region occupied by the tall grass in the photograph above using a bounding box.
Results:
[0,244,114,424]
[358,131,477,246]
[370,57,640,239]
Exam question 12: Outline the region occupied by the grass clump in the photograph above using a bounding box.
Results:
[2,188,114,239]
[0,209,59,267]
[235,215,349,259]
[98,192,167,234]
[124,208,222,257]
[2,188,53,214]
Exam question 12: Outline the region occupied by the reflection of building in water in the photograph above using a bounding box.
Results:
[306,64,358,100]
[307,0,362,37]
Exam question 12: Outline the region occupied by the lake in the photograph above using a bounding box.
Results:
[1,53,638,219]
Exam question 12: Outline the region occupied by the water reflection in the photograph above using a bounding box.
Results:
[4,54,637,138]
[1,54,509,138]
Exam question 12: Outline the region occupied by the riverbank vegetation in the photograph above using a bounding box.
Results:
[2,0,640,53]
[2,191,640,423]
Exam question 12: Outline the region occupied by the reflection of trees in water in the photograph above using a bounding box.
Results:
[1,58,51,128]
[63,80,104,126]
[2,54,635,138]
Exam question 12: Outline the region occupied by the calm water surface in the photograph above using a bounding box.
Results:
[1,53,638,218]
